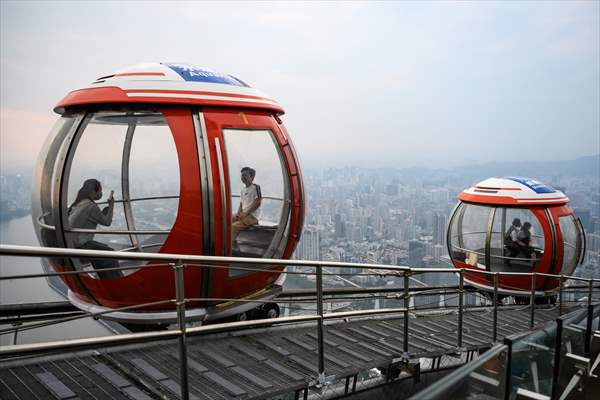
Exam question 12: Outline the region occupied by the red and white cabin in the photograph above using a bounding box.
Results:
[448,177,585,296]
[32,63,305,323]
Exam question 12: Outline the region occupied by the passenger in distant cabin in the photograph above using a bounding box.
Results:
[504,218,521,260]
[68,179,121,279]
[515,222,533,259]
[231,167,262,248]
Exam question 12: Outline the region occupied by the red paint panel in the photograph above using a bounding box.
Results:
[55,88,284,115]
[55,87,130,112]
[282,146,298,176]
[202,108,303,300]
[459,192,568,205]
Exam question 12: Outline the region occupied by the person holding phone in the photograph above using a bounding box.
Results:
[68,179,121,279]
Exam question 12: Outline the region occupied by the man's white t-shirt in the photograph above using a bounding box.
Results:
[240,184,261,219]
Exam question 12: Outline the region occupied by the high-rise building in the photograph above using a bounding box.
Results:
[294,226,321,261]
[433,244,447,261]
[408,239,426,267]
[334,213,345,239]
[433,212,448,245]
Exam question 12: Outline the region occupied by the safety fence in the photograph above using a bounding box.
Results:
[410,303,600,400]
[1,244,599,400]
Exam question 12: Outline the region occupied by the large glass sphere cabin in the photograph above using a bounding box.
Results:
[448,177,585,296]
[31,63,305,323]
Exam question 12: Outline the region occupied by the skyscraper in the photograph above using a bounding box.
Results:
[334,213,346,239]
[408,239,426,267]
[294,226,321,261]
[433,212,448,246]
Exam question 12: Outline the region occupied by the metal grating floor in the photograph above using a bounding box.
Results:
[0,306,561,400]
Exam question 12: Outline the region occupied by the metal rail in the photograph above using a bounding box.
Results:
[1,243,598,398]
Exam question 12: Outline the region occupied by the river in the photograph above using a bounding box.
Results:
[0,215,110,346]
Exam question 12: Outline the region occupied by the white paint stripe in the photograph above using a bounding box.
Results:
[125,92,280,107]
[113,80,268,97]
[516,198,568,203]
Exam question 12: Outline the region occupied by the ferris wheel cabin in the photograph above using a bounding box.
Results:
[31,63,305,323]
[447,177,585,296]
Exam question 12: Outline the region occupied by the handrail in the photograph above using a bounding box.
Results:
[0,244,411,272]
[0,243,598,399]
[37,214,171,235]
[64,228,170,234]
[1,244,598,282]
[450,244,544,262]
[231,194,290,202]
[96,194,180,205]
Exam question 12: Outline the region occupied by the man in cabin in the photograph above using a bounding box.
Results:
[231,167,262,247]
[515,222,533,259]
[504,218,521,261]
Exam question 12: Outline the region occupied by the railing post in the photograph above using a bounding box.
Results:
[530,273,536,328]
[457,269,464,348]
[558,275,564,316]
[551,318,563,400]
[493,273,499,343]
[503,338,513,400]
[173,260,189,400]
[403,271,410,354]
[585,279,593,355]
[12,315,21,345]
[316,264,325,384]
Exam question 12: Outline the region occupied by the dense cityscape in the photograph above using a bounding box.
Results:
[2,159,599,290]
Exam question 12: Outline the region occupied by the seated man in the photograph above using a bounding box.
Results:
[504,218,521,260]
[515,222,533,259]
[231,167,262,248]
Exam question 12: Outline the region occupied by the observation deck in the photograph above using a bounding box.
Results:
[1,245,599,400]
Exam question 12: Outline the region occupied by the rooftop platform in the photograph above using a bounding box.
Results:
[1,305,563,400]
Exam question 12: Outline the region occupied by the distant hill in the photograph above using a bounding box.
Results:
[453,154,600,178]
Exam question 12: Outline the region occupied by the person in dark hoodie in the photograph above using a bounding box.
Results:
[68,179,121,279]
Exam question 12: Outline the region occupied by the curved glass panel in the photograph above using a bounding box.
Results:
[489,208,545,272]
[63,110,179,278]
[449,203,465,263]
[32,115,79,291]
[32,115,77,248]
[223,129,290,275]
[449,203,491,268]
[559,214,580,275]
[128,113,180,253]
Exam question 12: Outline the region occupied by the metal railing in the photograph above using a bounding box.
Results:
[411,303,600,400]
[1,244,599,400]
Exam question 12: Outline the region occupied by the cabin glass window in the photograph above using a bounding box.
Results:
[450,203,491,268]
[223,129,290,277]
[63,110,179,277]
[490,208,545,272]
[66,112,129,249]
[559,214,579,275]
[32,115,77,248]
[127,113,179,253]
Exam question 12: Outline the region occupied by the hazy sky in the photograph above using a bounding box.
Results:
[1,1,599,170]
